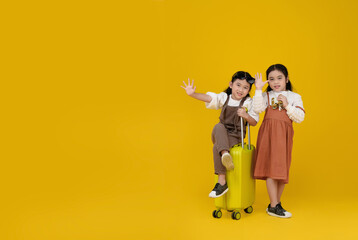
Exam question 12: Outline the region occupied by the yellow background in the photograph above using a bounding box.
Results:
[1,0,358,239]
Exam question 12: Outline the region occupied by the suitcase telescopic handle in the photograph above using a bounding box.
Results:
[240,117,251,150]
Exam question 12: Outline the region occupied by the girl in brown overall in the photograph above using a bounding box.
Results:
[181,71,259,198]
[253,64,305,218]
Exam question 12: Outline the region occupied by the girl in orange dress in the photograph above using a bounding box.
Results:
[253,64,305,218]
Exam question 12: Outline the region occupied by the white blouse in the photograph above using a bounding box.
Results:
[252,90,305,123]
[205,92,260,122]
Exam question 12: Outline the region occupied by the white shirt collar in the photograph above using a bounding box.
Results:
[228,94,243,106]
[269,90,289,98]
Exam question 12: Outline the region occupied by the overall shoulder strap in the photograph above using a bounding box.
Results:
[239,95,247,108]
[223,93,230,106]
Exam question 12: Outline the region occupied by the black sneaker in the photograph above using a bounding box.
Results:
[266,203,291,218]
[277,202,292,217]
[208,183,228,198]
[277,202,286,211]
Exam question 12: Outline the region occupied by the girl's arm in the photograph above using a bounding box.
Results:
[181,78,212,103]
[244,113,258,126]
[244,98,259,126]
[189,92,212,103]
[253,90,267,113]
[237,107,258,126]
[284,93,305,123]
[253,73,268,113]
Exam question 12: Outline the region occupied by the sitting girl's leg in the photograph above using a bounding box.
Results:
[218,174,226,185]
[212,123,234,170]
[209,123,231,198]
[209,141,229,198]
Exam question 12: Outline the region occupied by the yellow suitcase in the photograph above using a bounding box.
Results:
[212,118,255,220]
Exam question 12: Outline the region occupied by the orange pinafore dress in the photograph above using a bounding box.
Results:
[253,92,294,184]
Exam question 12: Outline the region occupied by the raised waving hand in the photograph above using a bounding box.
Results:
[254,73,268,90]
[181,78,196,96]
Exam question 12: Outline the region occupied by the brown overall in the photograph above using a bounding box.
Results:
[211,95,247,175]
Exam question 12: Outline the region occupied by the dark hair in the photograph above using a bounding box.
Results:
[224,71,255,97]
[265,64,293,92]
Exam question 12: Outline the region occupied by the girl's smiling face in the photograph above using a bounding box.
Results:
[229,79,250,100]
[268,70,288,92]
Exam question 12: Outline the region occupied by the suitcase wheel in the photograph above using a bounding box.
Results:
[231,211,241,220]
[244,206,253,214]
[212,210,222,218]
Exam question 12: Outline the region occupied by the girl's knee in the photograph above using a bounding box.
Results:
[213,123,226,132]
